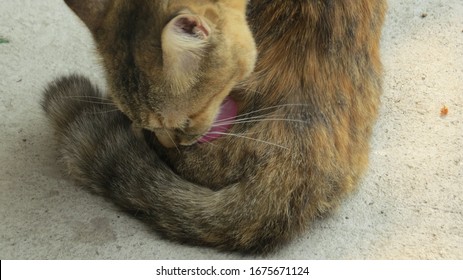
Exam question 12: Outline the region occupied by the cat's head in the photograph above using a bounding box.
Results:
[65,0,256,147]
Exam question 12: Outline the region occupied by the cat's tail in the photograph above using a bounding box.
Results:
[42,75,110,135]
[42,75,313,254]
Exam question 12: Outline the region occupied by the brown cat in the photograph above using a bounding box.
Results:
[42,0,387,254]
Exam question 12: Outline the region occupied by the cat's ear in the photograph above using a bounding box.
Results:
[163,14,211,47]
[64,0,111,31]
[162,14,211,91]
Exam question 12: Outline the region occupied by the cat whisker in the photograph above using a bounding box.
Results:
[164,128,180,153]
[213,114,308,127]
[66,95,113,101]
[240,103,310,116]
[214,111,274,125]
[215,103,310,125]
[201,139,217,147]
[217,118,309,127]
[205,131,289,150]
[65,96,116,106]
[85,108,121,115]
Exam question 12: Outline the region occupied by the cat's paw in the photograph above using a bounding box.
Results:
[42,74,111,132]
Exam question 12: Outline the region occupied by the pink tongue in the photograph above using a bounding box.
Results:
[198,97,238,143]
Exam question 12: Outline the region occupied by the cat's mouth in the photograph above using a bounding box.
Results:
[197,96,238,144]
[149,97,238,148]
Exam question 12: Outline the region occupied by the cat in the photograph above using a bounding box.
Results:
[42,0,387,254]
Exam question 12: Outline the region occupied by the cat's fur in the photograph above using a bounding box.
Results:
[42,0,387,254]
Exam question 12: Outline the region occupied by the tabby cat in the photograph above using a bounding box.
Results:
[42,0,387,254]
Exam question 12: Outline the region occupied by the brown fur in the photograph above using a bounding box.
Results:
[65,0,257,147]
[42,0,387,254]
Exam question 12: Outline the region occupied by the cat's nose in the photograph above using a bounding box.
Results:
[147,112,193,133]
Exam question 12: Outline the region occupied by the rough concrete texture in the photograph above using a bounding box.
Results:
[1,0,462,259]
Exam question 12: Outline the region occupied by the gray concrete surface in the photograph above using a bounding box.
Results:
[1,0,462,259]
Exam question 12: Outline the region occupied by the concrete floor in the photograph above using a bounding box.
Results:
[1,0,462,259]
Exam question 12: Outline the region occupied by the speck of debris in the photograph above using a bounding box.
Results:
[345,216,349,220]
[0,37,9,44]
[440,105,449,117]
[420,13,428,18]
[22,139,27,142]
